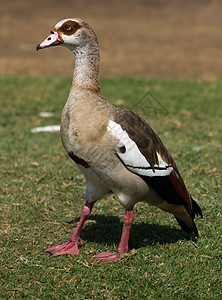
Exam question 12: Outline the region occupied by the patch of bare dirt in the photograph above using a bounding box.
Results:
[0,0,222,78]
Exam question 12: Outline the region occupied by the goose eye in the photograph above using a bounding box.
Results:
[66,26,72,31]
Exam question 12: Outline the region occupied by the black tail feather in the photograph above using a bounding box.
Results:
[174,196,202,237]
[175,216,199,237]
[191,197,203,219]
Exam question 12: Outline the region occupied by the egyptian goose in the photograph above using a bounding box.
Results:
[36,18,202,262]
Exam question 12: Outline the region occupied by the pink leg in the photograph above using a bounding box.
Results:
[43,201,94,256]
[93,209,134,262]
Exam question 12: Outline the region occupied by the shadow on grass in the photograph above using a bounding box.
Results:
[64,214,192,250]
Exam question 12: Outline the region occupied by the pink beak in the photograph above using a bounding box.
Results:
[36,31,62,51]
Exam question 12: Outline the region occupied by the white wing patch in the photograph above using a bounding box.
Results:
[107,120,173,177]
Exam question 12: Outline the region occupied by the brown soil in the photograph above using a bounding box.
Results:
[1,0,222,78]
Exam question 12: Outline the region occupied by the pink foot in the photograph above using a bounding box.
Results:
[93,209,134,263]
[43,238,84,256]
[43,201,94,257]
[93,252,120,262]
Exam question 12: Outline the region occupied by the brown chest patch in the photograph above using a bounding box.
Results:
[68,151,90,168]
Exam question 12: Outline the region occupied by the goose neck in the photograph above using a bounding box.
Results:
[72,42,100,93]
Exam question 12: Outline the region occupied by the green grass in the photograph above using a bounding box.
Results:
[0,75,221,299]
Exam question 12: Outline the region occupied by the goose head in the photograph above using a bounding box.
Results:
[36,18,98,52]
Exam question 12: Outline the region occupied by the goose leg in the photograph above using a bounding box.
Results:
[43,201,94,256]
[93,209,134,262]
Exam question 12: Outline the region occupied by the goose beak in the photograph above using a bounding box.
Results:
[36,31,62,51]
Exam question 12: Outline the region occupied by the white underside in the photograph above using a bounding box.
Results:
[77,156,163,209]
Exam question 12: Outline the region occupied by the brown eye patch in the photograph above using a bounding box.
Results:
[60,20,82,36]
